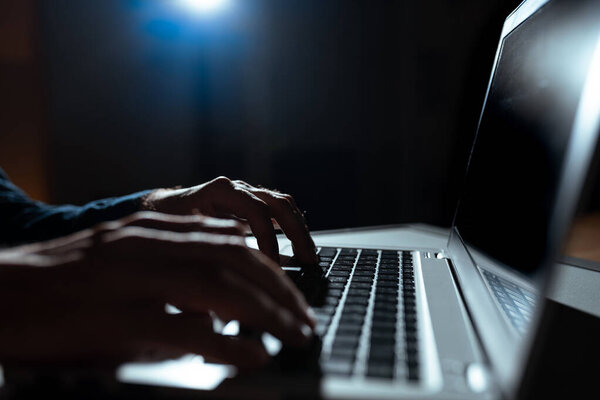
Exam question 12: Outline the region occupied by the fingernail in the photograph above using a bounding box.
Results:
[300,323,313,340]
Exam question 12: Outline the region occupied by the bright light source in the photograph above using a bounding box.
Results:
[178,0,230,14]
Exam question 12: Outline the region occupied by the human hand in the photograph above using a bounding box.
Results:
[0,212,314,368]
[142,177,318,265]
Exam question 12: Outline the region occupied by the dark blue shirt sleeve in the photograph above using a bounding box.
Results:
[0,168,151,247]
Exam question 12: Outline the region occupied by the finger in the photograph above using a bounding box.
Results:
[98,230,314,329]
[226,247,315,328]
[25,227,102,256]
[237,186,317,265]
[207,272,312,346]
[121,212,245,237]
[145,268,310,349]
[208,181,279,261]
[140,313,270,368]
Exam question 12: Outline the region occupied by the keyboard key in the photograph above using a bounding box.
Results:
[351,276,374,284]
[367,364,395,379]
[349,281,372,289]
[408,369,420,381]
[374,302,397,313]
[369,350,395,365]
[314,306,336,316]
[330,345,356,358]
[339,314,364,326]
[333,335,360,349]
[318,248,337,257]
[353,270,375,277]
[330,270,351,278]
[375,293,398,304]
[358,254,378,259]
[403,297,416,306]
[336,324,363,336]
[324,296,340,306]
[376,287,399,295]
[328,282,346,290]
[345,295,370,305]
[357,261,377,267]
[373,314,396,324]
[327,289,344,298]
[333,260,355,267]
[323,359,354,376]
[371,320,396,331]
[348,288,371,296]
[342,307,367,318]
[361,249,378,256]
[376,280,398,288]
[370,328,396,342]
[328,276,349,284]
[315,315,332,331]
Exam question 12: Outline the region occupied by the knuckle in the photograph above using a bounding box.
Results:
[130,211,158,222]
[123,211,159,227]
[197,214,208,223]
[192,214,207,225]
[212,176,232,188]
[93,220,121,236]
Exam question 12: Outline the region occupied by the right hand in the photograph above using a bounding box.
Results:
[0,212,315,368]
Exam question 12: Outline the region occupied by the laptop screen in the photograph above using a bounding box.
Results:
[453,0,600,277]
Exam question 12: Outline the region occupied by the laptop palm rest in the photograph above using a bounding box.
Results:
[420,257,489,396]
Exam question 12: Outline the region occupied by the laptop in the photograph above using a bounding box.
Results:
[117,0,600,398]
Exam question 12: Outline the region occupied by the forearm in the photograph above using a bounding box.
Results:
[0,188,151,247]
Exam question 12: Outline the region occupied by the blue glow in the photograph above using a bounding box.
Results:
[177,0,231,14]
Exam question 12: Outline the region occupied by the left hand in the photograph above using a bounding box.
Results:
[142,177,318,265]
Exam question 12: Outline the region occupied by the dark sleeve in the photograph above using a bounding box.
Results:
[0,168,152,247]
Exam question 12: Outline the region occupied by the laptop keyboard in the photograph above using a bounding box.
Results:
[481,269,536,334]
[312,247,420,382]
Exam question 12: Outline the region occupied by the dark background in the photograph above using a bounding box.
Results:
[1,0,522,231]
